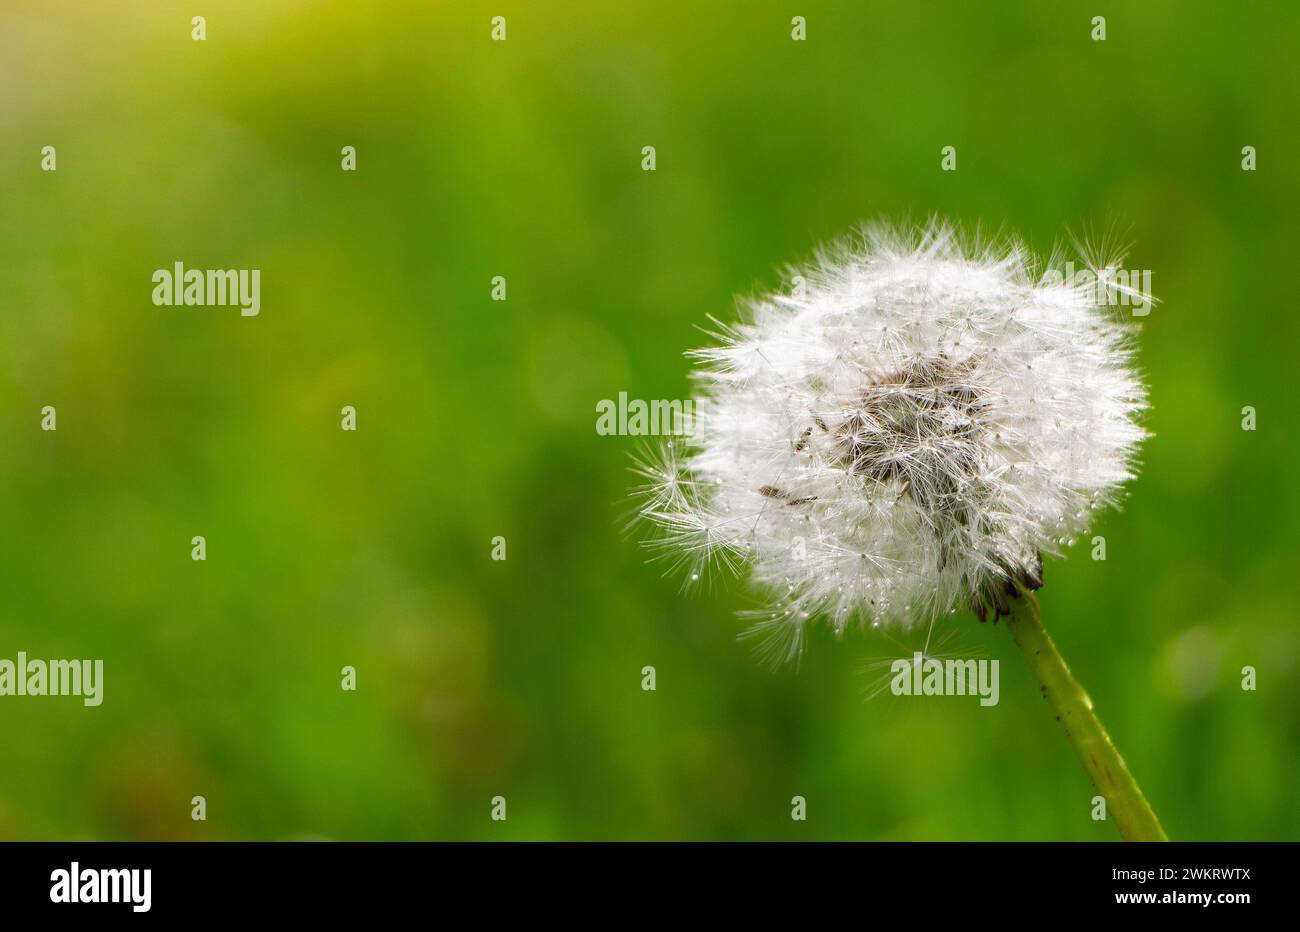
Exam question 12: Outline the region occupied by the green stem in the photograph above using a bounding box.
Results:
[1004,589,1167,841]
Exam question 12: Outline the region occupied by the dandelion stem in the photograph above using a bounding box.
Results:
[1004,589,1167,841]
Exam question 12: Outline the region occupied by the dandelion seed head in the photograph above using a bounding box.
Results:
[636,219,1148,653]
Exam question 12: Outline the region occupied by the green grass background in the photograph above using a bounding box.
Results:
[1,0,1297,839]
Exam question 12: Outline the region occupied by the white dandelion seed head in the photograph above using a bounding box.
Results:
[637,219,1148,659]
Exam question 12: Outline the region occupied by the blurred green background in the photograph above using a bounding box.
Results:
[1,0,1297,840]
